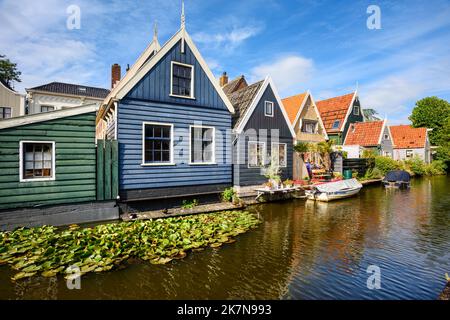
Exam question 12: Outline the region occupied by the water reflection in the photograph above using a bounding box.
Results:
[0,176,449,300]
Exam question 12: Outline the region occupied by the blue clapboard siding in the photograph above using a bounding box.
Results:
[118,99,232,192]
[233,84,293,186]
[126,39,228,111]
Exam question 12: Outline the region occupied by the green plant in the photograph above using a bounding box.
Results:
[374,156,401,174]
[362,149,377,159]
[181,199,198,209]
[341,151,348,159]
[221,188,236,203]
[293,142,310,153]
[283,179,293,187]
[424,160,447,175]
[264,161,281,182]
[404,156,426,176]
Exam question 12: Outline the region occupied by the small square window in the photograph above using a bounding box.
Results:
[143,123,173,165]
[332,120,340,129]
[20,141,55,181]
[264,101,274,117]
[406,150,413,158]
[0,107,12,119]
[353,106,359,115]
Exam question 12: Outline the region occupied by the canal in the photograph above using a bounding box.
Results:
[0,176,449,299]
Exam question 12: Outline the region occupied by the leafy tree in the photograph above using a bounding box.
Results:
[435,116,450,163]
[0,54,21,88]
[362,108,382,121]
[409,97,450,145]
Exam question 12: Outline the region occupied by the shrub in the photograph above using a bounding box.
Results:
[294,142,310,153]
[404,156,426,176]
[362,149,377,159]
[374,156,401,174]
[181,199,198,209]
[221,188,236,202]
[424,160,447,175]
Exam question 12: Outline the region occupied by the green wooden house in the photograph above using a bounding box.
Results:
[0,104,118,229]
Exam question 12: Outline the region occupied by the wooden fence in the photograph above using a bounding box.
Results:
[96,139,118,201]
[343,158,374,177]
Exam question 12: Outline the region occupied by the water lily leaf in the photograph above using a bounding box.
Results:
[210,242,222,248]
[12,271,36,281]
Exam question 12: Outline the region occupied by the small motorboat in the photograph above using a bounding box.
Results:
[305,178,363,202]
[382,170,411,189]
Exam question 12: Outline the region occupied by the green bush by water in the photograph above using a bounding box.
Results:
[0,211,260,281]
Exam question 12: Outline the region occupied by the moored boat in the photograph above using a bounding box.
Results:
[305,178,363,202]
[382,170,411,189]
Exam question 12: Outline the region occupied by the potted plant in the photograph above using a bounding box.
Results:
[264,181,273,190]
[283,179,294,188]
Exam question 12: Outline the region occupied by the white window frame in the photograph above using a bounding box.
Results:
[189,125,216,165]
[141,121,175,166]
[264,101,274,117]
[248,141,266,168]
[170,61,195,100]
[406,149,413,158]
[19,140,56,182]
[353,105,359,115]
[271,142,287,168]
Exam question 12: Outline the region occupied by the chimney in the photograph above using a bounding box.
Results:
[219,72,228,87]
[111,63,121,88]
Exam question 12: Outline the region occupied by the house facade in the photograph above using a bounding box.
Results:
[282,91,328,180]
[343,120,393,157]
[96,23,235,204]
[26,82,109,114]
[224,75,296,187]
[0,79,25,119]
[390,125,431,163]
[316,91,364,145]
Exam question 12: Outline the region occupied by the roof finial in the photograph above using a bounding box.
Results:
[153,20,158,42]
[181,0,185,29]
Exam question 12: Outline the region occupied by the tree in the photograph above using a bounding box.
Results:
[409,97,450,145]
[435,116,450,162]
[362,108,382,121]
[0,54,22,88]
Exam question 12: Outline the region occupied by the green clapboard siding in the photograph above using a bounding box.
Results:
[0,112,97,210]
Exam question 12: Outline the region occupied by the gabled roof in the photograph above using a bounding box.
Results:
[344,120,386,146]
[227,80,263,128]
[282,92,307,125]
[316,92,356,133]
[226,76,296,138]
[390,125,427,149]
[222,75,248,95]
[0,78,16,92]
[106,26,234,114]
[0,104,98,130]
[27,82,109,99]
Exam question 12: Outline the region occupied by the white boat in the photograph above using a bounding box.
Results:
[305,178,363,202]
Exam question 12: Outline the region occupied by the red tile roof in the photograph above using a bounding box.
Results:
[344,120,385,146]
[390,125,427,149]
[316,92,355,132]
[281,92,307,125]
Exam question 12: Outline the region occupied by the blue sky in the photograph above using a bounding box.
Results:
[1,0,450,124]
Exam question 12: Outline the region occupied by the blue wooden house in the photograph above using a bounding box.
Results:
[223,75,296,187]
[96,22,235,207]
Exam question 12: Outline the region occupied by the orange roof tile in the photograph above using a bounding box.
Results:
[390,125,427,149]
[344,120,385,146]
[316,92,355,132]
[281,92,307,124]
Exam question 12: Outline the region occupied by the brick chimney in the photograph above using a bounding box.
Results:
[219,72,228,87]
[111,63,121,88]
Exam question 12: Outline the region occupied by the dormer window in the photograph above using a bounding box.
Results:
[264,101,274,117]
[170,61,194,99]
[353,105,359,115]
[332,120,340,129]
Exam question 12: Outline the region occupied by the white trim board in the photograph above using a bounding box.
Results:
[114,27,235,114]
[234,76,296,138]
[0,104,99,130]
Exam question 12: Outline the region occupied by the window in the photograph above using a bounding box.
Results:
[20,141,55,182]
[384,134,389,140]
[190,126,215,164]
[332,120,340,129]
[301,120,317,134]
[171,62,194,98]
[271,143,287,167]
[264,101,274,117]
[0,107,12,119]
[248,142,265,168]
[353,105,359,115]
[406,150,413,158]
[142,122,173,165]
[41,105,55,113]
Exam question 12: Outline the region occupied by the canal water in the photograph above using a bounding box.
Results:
[0,176,449,300]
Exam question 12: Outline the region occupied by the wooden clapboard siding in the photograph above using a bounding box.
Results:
[0,112,97,210]
[118,99,232,195]
[233,84,293,186]
[125,40,227,111]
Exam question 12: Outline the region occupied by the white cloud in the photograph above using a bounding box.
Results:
[193,26,261,51]
[250,55,314,96]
